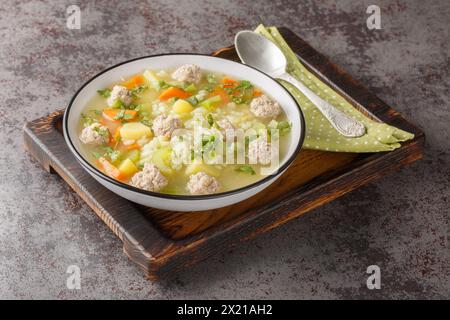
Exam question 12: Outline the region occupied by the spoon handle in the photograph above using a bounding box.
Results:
[278,72,365,138]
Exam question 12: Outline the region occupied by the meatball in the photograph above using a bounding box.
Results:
[217,119,234,131]
[217,119,235,138]
[152,115,182,138]
[79,123,110,146]
[130,163,168,192]
[171,64,202,84]
[187,172,220,195]
[248,138,272,165]
[107,85,132,107]
[249,94,281,118]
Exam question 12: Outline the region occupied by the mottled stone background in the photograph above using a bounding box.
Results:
[0,0,448,299]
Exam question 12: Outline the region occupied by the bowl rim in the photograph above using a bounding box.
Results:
[63,53,305,200]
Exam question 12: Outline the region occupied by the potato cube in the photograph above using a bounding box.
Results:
[118,158,138,177]
[120,122,152,140]
[173,99,193,114]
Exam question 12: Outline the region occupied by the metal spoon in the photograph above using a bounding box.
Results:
[234,30,365,138]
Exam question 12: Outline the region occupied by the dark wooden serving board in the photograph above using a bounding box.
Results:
[23,28,424,280]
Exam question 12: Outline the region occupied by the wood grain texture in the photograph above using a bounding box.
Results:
[22,27,424,280]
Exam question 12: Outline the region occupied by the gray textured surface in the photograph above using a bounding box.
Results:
[1,0,449,299]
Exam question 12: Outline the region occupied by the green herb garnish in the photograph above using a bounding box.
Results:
[80,113,97,127]
[235,80,253,90]
[157,80,171,90]
[186,96,199,106]
[130,85,148,97]
[231,96,246,104]
[168,97,180,104]
[97,89,111,98]
[92,152,103,159]
[93,126,109,137]
[101,146,122,163]
[111,99,125,109]
[206,74,217,84]
[113,110,133,121]
[202,134,216,147]
[207,114,214,126]
[235,165,256,175]
[93,147,122,163]
[204,85,214,93]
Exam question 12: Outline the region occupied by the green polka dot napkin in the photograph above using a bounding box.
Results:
[254,25,414,152]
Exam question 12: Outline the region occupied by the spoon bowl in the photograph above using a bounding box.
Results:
[235,30,366,138]
[235,30,287,76]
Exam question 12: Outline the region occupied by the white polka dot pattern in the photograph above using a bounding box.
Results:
[255,25,414,153]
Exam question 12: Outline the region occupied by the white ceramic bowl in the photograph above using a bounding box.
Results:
[64,54,305,211]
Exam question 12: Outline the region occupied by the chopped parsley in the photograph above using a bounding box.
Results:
[80,113,97,127]
[102,146,122,162]
[168,97,179,104]
[235,80,253,90]
[92,151,103,159]
[231,96,245,104]
[133,104,152,127]
[220,79,255,104]
[206,73,217,84]
[111,99,126,109]
[130,85,148,97]
[235,165,256,175]
[186,96,199,106]
[113,110,134,121]
[207,114,214,126]
[204,85,214,93]
[97,88,111,98]
[93,126,109,137]
[202,134,216,147]
[92,146,122,163]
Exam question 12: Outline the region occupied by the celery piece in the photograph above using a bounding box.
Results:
[126,149,140,164]
[143,70,160,89]
[186,96,198,106]
[184,83,197,93]
[199,95,222,109]
[278,121,292,136]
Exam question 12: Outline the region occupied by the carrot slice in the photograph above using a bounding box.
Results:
[221,77,237,84]
[123,74,144,89]
[102,109,137,122]
[253,88,262,97]
[108,125,122,144]
[124,143,141,151]
[158,87,191,101]
[221,77,237,88]
[97,157,125,181]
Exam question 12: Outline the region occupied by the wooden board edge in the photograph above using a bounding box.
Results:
[22,112,171,276]
[146,136,424,279]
